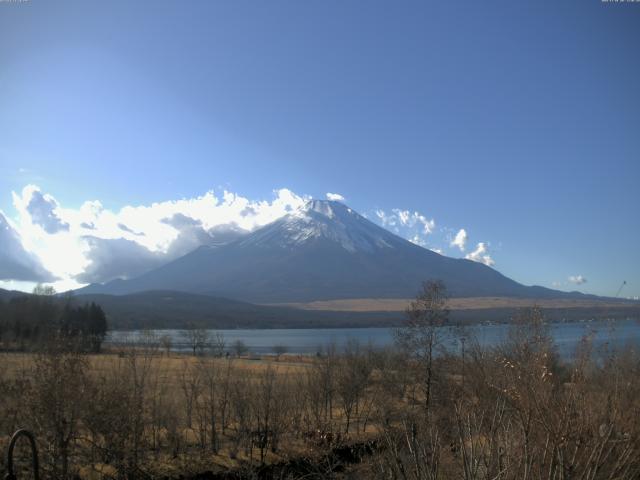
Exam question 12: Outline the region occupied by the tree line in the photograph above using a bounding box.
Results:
[0,286,108,352]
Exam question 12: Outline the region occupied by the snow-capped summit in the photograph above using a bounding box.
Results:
[239,199,396,253]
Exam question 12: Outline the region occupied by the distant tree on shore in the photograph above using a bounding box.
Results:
[160,334,173,356]
[32,284,57,297]
[211,332,226,357]
[181,327,211,356]
[232,339,248,357]
[272,344,288,359]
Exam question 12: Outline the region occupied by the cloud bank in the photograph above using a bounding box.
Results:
[3,185,308,290]
[1,185,499,290]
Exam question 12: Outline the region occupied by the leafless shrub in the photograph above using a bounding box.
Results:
[336,339,373,434]
[27,347,90,479]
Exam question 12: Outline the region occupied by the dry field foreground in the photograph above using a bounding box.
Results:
[0,348,381,479]
[2,317,640,480]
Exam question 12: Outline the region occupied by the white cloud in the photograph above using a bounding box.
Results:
[374,207,490,259]
[375,210,397,232]
[4,185,309,288]
[326,192,345,201]
[392,209,435,234]
[568,275,587,285]
[374,207,436,248]
[397,210,410,226]
[465,242,495,266]
[451,228,467,252]
[409,234,427,247]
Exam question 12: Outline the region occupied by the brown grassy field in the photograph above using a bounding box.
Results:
[0,350,313,386]
[269,296,640,312]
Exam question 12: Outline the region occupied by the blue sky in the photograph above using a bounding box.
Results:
[0,0,639,298]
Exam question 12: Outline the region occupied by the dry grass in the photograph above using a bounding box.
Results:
[0,350,312,382]
[267,296,639,312]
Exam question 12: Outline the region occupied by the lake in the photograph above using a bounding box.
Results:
[107,318,640,359]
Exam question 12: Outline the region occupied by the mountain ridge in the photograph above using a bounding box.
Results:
[75,200,594,303]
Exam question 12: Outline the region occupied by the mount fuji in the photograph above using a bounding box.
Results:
[76,200,578,303]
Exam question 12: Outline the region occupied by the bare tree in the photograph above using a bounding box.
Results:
[395,280,449,415]
[32,284,57,296]
[195,357,223,452]
[252,367,277,463]
[272,343,288,360]
[210,331,226,357]
[28,348,89,479]
[229,375,252,459]
[84,356,135,478]
[336,339,372,433]
[159,334,172,356]
[179,359,201,429]
[232,339,249,357]
[139,329,160,354]
[303,342,338,436]
[218,357,235,434]
[147,356,170,457]
[124,348,154,475]
[181,327,211,356]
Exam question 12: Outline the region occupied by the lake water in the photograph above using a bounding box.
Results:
[107,318,640,359]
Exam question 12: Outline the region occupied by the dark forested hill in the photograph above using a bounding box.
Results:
[73,290,402,330]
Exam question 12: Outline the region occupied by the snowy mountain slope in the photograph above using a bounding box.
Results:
[76,200,584,302]
[237,200,398,253]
